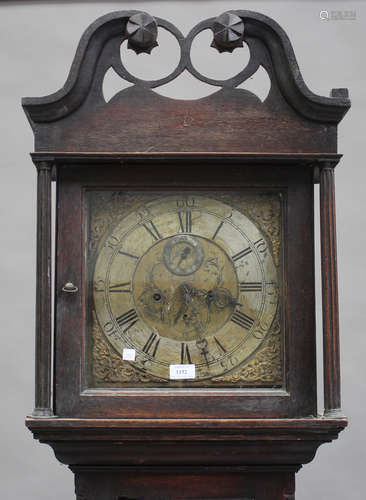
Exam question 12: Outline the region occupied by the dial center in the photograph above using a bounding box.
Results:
[132,234,239,341]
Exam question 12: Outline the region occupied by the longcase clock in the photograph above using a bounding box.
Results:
[23,10,350,500]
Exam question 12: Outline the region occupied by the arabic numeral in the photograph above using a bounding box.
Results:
[220,355,239,370]
[254,238,267,253]
[176,198,195,208]
[105,235,119,249]
[103,321,119,339]
[94,279,105,292]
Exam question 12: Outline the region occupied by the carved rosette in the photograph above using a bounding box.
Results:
[126,12,159,55]
[211,12,245,53]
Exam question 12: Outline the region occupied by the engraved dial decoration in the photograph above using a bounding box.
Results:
[93,195,279,381]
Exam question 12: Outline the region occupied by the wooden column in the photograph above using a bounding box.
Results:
[320,166,341,416]
[33,161,53,417]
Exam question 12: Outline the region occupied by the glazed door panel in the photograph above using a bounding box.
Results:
[54,163,316,418]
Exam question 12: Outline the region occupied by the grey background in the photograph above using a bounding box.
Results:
[0,1,364,499]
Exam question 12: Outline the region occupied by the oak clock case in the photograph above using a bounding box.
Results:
[23,9,349,500]
[87,191,282,388]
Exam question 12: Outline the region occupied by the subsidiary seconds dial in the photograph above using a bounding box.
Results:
[93,194,279,381]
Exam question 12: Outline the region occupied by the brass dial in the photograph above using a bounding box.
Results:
[93,194,279,381]
[134,234,238,342]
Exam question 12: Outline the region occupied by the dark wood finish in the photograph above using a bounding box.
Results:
[54,164,316,419]
[26,416,348,431]
[26,87,338,154]
[30,152,342,168]
[71,466,297,500]
[33,161,53,417]
[320,166,342,415]
[26,417,345,498]
[26,416,346,499]
[54,173,83,417]
[22,11,350,154]
[26,417,347,467]
[23,9,350,500]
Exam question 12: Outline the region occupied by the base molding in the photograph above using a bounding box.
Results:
[26,416,347,466]
[26,417,347,499]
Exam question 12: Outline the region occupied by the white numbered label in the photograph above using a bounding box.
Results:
[169,364,196,380]
[122,348,136,361]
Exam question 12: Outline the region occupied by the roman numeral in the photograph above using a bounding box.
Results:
[231,310,255,330]
[142,221,162,241]
[181,343,192,364]
[115,309,138,332]
[214,336,227,353]
[118,250,139,260]
[232,246,252,262]
[239,282,262,292]
[212,221,224,240]
[178,211,192,233]
[109,282,131,293]
[142,333,160,357]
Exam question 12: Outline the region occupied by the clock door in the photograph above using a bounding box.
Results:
[54,163,316,418]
